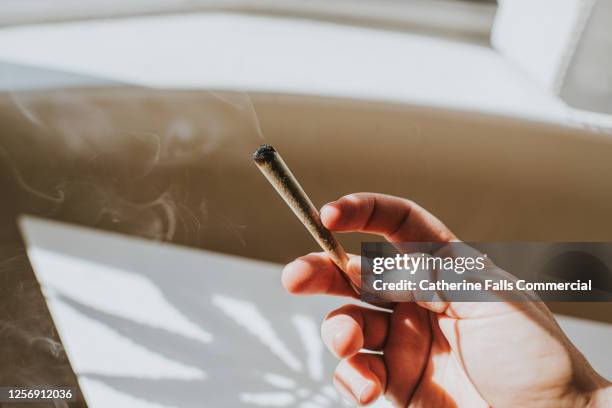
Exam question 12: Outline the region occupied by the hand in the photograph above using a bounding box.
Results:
[282,193,611,407]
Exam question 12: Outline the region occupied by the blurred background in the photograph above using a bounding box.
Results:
[1,1,611,407]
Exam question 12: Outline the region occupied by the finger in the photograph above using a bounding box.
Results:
[282,252,357,298]
[384,302,432,407]
[321,304,390,358]
[334,354,386,406]
[320,193,456,243]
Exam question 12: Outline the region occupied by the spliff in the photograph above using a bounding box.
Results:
[252,144,357,288]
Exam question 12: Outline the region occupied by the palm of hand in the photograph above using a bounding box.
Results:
[383,301,590,408]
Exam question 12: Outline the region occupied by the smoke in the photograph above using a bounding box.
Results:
[3,88,265,243]
[0,87,266,402]
[0,145,66,204]
[0,250,71,407]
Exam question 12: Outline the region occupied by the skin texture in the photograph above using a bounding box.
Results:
[281,193,612,407]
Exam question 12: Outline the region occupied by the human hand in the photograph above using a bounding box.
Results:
[282,193,611,407]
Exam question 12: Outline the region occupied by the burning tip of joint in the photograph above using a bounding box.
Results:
[252,144,276,164]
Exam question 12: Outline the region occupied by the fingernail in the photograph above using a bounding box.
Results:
[281,259,306,294]
[320,204,333,217]
[332,328,351,358]
[320,204,340,224]
[335,380,358,405]
[358,382,375,404]
[347,255,361,273]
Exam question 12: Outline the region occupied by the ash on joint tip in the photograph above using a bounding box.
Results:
[253,144,277,164]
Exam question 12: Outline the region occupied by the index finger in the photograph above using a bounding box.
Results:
[320,193,456,243]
